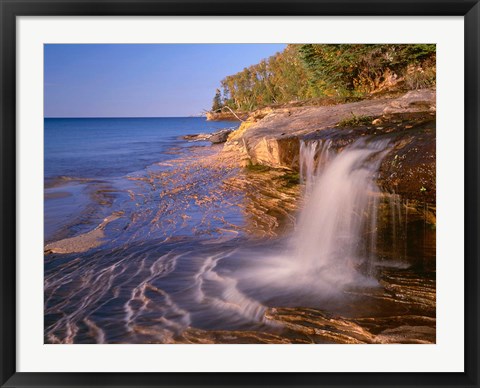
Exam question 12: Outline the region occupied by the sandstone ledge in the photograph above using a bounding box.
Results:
[223,90,436,205]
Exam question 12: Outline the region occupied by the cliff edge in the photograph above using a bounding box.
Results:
[223,89,436,205]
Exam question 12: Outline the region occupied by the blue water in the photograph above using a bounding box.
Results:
[45,117,236,181]
[44,117,237,241]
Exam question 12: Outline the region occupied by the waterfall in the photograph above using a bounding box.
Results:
[300,139,332,195]
[233,138,392,304]
[294,139,390,286]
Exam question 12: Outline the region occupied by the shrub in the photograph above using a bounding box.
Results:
[246,163,271,173]
[404,66,436,90]
[338,114,375,127]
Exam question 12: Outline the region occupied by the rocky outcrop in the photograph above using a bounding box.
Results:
[223,89,436,204]
[383,89,436,114]
[209,129,233,144]
[206,111,249,121]
[183,128,234,144]
[303,112,436,204]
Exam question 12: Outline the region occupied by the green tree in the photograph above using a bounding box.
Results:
[212,44,435,112]
[211,88,223,111]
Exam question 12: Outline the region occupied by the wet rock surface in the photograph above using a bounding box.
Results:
[302,112,436,204]
[44,143,435,344]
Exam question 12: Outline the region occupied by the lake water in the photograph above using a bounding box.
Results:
[44,117,237,241]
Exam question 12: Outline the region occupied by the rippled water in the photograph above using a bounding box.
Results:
[44,119,435,344]
[44,117,236,242]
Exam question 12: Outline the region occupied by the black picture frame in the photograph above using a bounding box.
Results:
[1,1,479,387]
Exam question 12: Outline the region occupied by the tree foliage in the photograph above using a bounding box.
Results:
[299,44,436,95]
[212,44,435,112]
[212,89,223,112]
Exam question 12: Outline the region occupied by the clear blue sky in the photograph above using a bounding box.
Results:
[44,44,287,118]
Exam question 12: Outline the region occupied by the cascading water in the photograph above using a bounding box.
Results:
[236,138,392,304]
[294,139,390,286]
[299,139,332,194]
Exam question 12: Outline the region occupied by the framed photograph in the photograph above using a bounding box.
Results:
[1,0,479,387]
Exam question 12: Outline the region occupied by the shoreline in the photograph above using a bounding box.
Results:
[45,90,437,256]
[44,127,436,344]
[44,105,436,344]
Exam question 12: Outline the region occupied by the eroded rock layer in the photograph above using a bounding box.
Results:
[224,90,436,205]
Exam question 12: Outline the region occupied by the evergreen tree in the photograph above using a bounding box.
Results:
[211,89,223,111]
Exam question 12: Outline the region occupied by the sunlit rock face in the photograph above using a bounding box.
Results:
[225,89,436,205]
[382,89,436,114]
